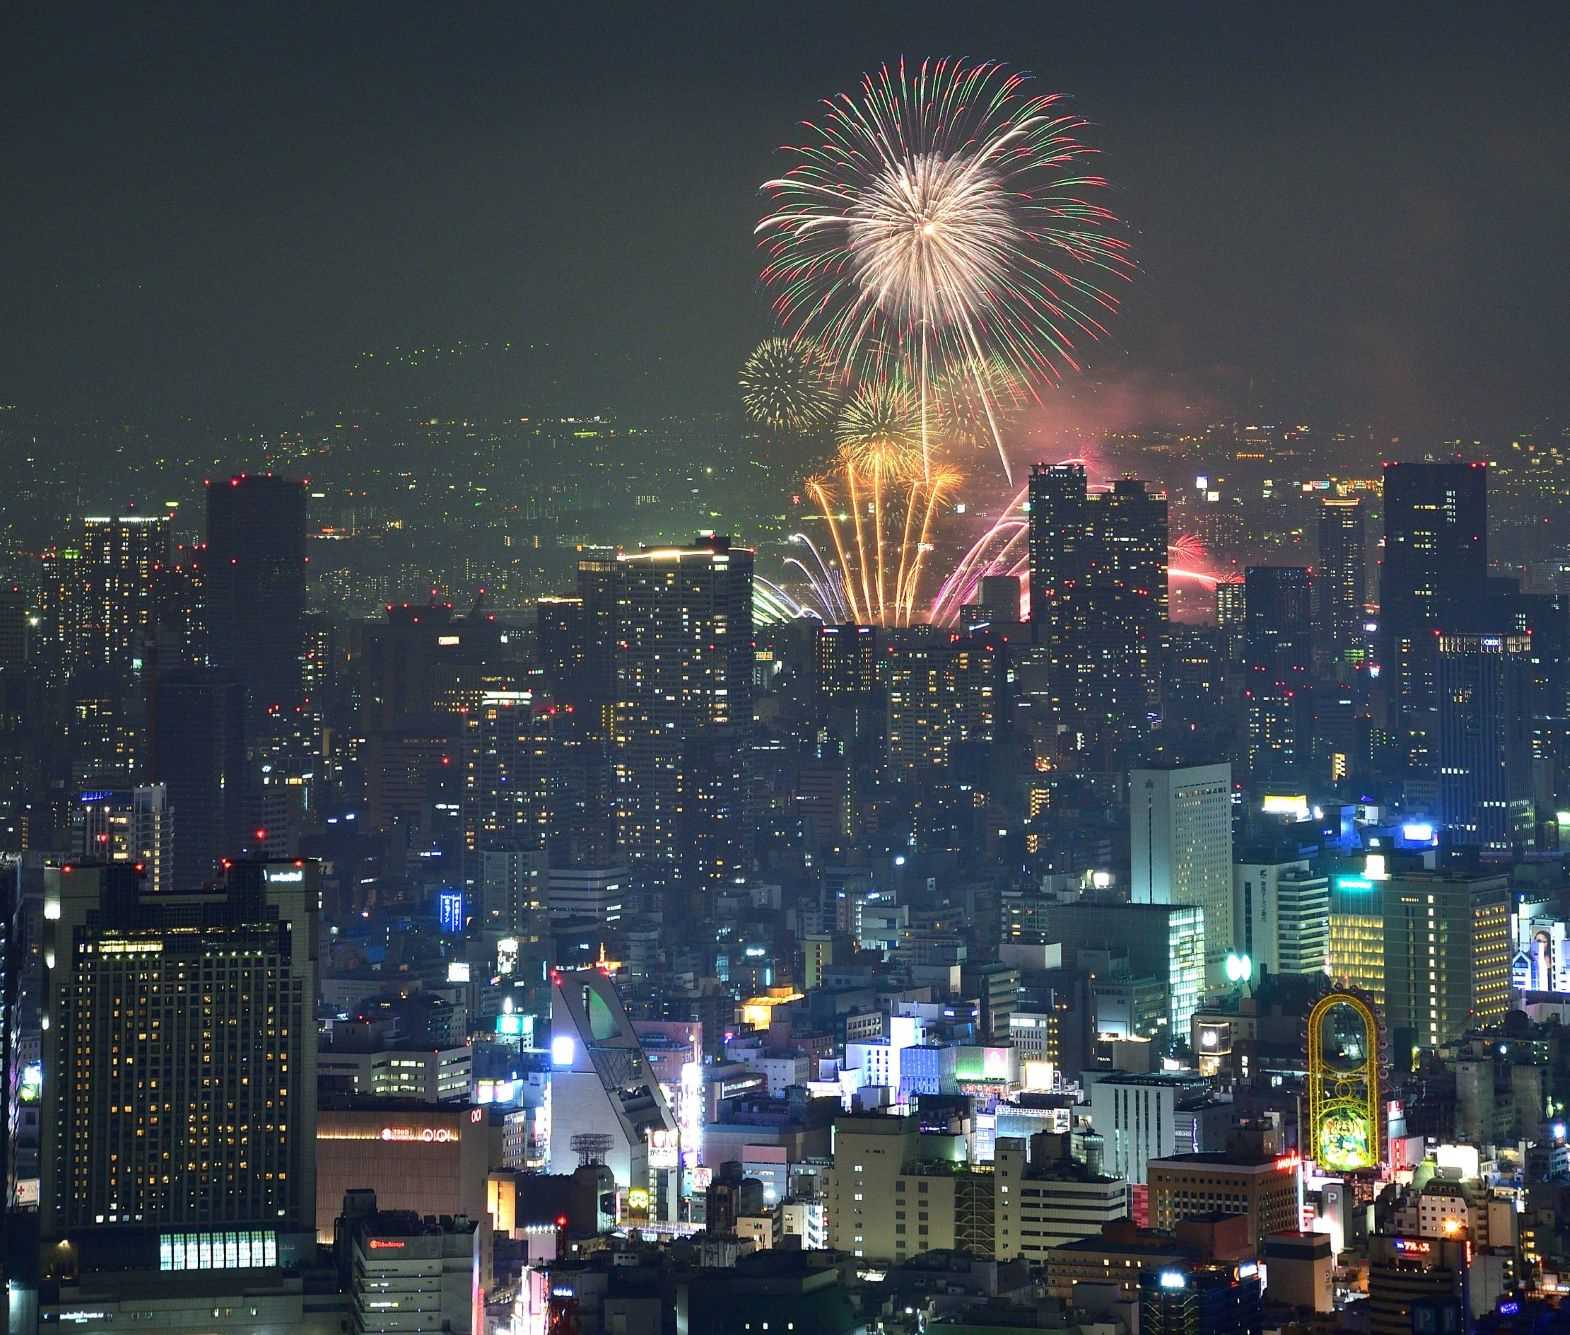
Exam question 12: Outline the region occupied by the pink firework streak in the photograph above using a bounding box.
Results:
[928,491,1222,625]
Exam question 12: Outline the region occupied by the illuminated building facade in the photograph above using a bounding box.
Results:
[315,1107,495,1245]
[1215,578,1246,664]
[1028,465,1168,746]
[815,622,876,700]
[885,637,997,779]
[1382,866,1510,1055]
[610,536,753,896]
[1316,497,1366,672]
[1234,857,1329,977]
[1329,874,1386,1006]
[547,968,676,1204]
[1306,991,1380,1174]
[1436,631,1533,851]
[70,784,174,895]
[39,859,319,1275]
[1130,764,1233,981]
[73,514,171,673]
[1380,461,1488,769]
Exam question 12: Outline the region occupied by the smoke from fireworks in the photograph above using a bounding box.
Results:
[740,337,838,431]
[756,58,1131,482]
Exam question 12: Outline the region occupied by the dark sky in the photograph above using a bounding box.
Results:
[4,2,1567,432]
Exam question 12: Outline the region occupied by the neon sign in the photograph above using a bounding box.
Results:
[368,1238,406,1250]
[379,1126,458,1143]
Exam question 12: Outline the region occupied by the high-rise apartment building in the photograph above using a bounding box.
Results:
[1380,462,1488,768]
[1244,566,1314,777]
[1028,465,1168,748]
[815,623,877,700]
[1436,632,1533,851]
[39,859,319,1277]
[885,636,997,778]
[1215,579,1247,664]
[205,474,308,725]
[1316,498,1366,671]
[73,514,171,673]
[1130,764,1234,978]
[610,536,753,897]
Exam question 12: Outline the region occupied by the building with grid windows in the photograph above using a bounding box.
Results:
[38,858,319,1280]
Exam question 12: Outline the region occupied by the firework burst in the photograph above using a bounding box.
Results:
[740,336,838,430]
[756,57,1131,481]
[806,451,961,628]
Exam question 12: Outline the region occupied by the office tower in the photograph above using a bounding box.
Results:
[1243,567,1314,777]
[1436,632,1533,851]
[1328,873,1387,1007]
[547,967,676,1194]
[339,1195,481,1335]
[72,514,171,673]
[1215,578,1247,664]
[1147,1128,1299,1250]
[1028,465,1167,747]
[1316,498,1366,671]
[1087,1072,1217,1186]
[1380,461,1488,767]
[476,846,547,941]
[39,859,318,1275]
[205,474,308,724]
[1488,583,1570,718]
[1164,626,1224,730]
[1130,764,1234,976]
[71,784,174,894]
[815,623,877,700]
[885,637,998,778]
[1366,1234,1469,1335]
[1049,902,1206,1036]
[150,669,245,891]
[1137,1262,1265,1335]
[1233,855,1329,976]
[610,536,753,896]
[1333,863,1509,1061]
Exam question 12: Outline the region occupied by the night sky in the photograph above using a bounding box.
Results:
[4,2,1567,432]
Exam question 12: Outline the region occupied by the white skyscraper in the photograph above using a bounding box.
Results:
[1130,764,1234,980]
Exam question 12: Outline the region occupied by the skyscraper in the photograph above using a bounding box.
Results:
[39,858,319,1276]
[1130,764,1234,980]
[1028,464,1168,749]
[1380,462,1488,768]
[71,783,175,894]
[205,474,307,725]
[74,514,171,673]
[814,623,877,701]
[1215,579,1247,664]
[1244,566,1315,778]
[610,536,753,898]
[150,668,245,891]
[885,637,998,779]
[1316,498,1366,672]
[1436,632,1533,851]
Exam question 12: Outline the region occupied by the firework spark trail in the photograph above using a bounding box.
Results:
[799,453,963,628]
[754,575,821,624]
[756,58,1131,483]
[787,533,851,621]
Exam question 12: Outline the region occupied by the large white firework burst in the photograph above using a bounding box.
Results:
[756,57,1131,482]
